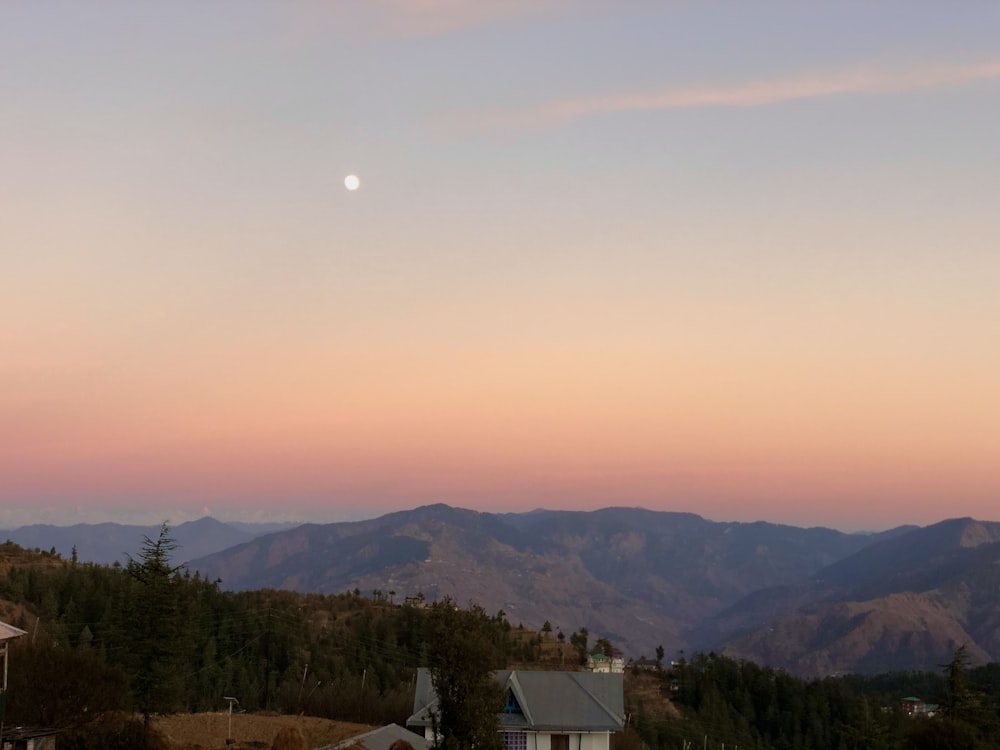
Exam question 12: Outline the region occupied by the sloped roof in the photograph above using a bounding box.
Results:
[407,669,624,733]
[319,723,429,750]
[0,622,27,643]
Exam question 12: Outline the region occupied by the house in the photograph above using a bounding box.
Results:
[901,697,938,717]
[0,621,29,749]
[628,657,659,672]
[586,654,624,674]
[407,669,624,750]
[1,726,58,750]
[319,723,429,750]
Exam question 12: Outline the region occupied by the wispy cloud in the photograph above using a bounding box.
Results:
[450,61,1000,132]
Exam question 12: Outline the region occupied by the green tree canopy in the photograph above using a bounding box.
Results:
[426,599,505,750]
[123,522,186,739]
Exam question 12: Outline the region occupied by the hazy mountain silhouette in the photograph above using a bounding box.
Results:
[185,504,896,664]
[12,506,997,676]
[1,516,290,566]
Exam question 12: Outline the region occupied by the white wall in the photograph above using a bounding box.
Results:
[530,731,610,750]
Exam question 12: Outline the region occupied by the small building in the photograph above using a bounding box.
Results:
[629,657,659,672]
[586,654,624,674]
[1,726,59,750]
[408,668,624,750]
[0,621,29,749]
[901,697,938,717]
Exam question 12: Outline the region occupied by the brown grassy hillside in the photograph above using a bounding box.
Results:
[152,713,373,750]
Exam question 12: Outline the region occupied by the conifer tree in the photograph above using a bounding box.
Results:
[123,523,185,741]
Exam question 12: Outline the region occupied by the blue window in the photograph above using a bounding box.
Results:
[504,690,523,715]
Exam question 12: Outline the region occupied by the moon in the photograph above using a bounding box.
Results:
[344,174,360,191]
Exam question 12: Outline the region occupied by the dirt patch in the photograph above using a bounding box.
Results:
[625,671,681,721]
[153,712,373,750]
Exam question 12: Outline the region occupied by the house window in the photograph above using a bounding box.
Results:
[505,690,523,715]
[502,731,528,750]
[551,734,570,750]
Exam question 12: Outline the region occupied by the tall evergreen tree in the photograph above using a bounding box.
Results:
[942,645,976,722]
[123,523,185,741]
[426,599,505,750]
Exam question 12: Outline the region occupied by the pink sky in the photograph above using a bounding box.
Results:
[2,2,998,531]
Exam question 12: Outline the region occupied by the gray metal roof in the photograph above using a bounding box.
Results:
[407,669,624,734]
[318,723,429,750]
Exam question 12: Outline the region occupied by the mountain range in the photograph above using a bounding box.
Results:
[6,505,999,678]
[0,516,294,566]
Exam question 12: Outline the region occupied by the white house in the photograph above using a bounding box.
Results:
[586,653,624,674]
[407,668,624,750]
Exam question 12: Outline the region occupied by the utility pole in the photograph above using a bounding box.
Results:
[297,664,309,713]
[223,696,239,745]
[358,669,367,723]
[262,608,271,710]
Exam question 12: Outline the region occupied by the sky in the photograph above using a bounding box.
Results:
[2,1,999,532]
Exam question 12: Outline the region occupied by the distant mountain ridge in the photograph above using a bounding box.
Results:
[185,504,909,668]
[709,517,1000,675]
[9,505,998,677]
[0,517,294,566]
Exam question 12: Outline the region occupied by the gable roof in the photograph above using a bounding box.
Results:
[319,723,429,750]
[0,622,27,643]
[407,669,624,733]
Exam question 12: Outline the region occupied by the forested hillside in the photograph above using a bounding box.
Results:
[0,529,581,748]
[2,531,999,750]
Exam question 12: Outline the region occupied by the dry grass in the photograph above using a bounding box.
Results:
[625,671,681,721]
[153,712,372,750]
[270,726,308,750]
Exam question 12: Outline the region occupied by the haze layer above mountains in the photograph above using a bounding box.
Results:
[6,505,1000,678]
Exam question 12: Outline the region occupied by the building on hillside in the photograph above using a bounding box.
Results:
[1,726,59,750]
[628,657,659,671]
[900,697,938,717]
[407,668,624,750]
[586,653,624,674]
[0,621,29,749]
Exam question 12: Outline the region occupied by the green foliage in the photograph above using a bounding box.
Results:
[60,715,169,750]
[633,649,1000,750]
[5,537,1000,750]
[2,540,565,729]
[426,598,505,750]
[569,627,589,664]
[122,523,187,731]
[6,639,128,729]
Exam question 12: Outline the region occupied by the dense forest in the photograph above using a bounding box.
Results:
[1,528,999,750]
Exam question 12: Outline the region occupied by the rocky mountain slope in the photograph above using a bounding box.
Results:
[709,518,1000,675]
[12,506,998,676]
[186,504,892,662]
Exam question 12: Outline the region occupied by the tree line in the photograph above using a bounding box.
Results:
[0,527,543,748]
[629,648,1000,750]
[2,527,999,750]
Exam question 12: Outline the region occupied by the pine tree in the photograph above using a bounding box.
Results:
[123,523,185,742]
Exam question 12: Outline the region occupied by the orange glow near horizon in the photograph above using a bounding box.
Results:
[3,3,1000,530]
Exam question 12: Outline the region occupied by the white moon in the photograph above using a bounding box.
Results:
[344,174,360,191]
